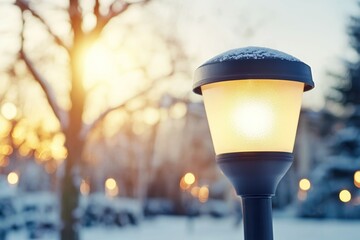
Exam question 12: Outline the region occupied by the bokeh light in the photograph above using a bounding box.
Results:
[105,178,119,198]
[7,172,19,185]
[169,102,187,119]
[184,172,195,185]
[354,171,360,188]
[339,189,351,203]
[198,186,209,203]
[299,178,311,191]
[191,186,200,198]
[1,102,17,120]
[143,107,160,125]
[105,178,117,190]
[0,145,13,156]
[179,177,190,190]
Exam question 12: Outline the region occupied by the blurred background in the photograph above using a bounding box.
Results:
[0,0,360,239]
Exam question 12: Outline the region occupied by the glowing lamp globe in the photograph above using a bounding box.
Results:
[193,47,314,240]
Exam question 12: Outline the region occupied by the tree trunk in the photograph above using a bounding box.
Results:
[60,157,80,240]
[60,115,84,240]
[60,40,86,240]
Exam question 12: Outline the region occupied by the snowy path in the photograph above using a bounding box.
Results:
[9,216,360,240]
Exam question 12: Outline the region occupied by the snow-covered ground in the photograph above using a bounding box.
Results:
[8,216,360,240]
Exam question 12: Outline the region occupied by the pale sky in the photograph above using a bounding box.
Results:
[155,0,358,109]
[1,0,358,111]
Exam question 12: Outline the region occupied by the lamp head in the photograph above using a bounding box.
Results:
[193,47,314,155]
[193,46,314,196]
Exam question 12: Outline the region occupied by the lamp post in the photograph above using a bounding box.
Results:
[192,47,314,240]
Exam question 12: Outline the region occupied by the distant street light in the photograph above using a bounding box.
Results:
[193,47,314,240]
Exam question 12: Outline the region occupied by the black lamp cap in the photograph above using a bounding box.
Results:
[193,46,314,95]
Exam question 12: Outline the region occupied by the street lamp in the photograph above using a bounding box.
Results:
[193,47,314,240]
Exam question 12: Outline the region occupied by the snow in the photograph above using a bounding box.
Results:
[205,46,301,64]
[7,216,360,240]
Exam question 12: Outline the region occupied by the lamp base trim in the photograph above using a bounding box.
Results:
[216,151,294,196]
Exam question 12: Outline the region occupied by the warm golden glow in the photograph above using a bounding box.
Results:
[169,102,187,119]
[198,186,209,203]
[180,177,189,190]
[0,145,13,156]
[19,144,31,157]
[339,189,351,203]
[184,172,196,185]
[0,157,9,167]
[0,118,11,138]
[80,180,90,196]
[354,171,360,188]
[191,186,200,197]
[143,108,160,125]
[201,80,304,154]
[105,178,119,197]
[105,178,117,190]
[1,102,17,120]
[12,122,27,146]
[297,190,307,201]
[50,135,68,161]
[7,172,19,185]
[83,42,115,89]
[299,178,311,191]
[234,101,274,139]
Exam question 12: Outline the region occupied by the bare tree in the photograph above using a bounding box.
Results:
[9,1,183,239]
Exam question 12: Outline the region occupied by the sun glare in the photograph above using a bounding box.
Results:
[83,42,116,89]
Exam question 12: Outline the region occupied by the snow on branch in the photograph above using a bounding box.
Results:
[15,0,69,51]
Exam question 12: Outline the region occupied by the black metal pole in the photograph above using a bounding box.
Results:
[217,152,293,240]
[241,196,273,240]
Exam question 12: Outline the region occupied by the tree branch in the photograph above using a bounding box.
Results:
[19,9,68,131]
[90,0,150,38]
[69,0,82,39]
[92,0,130,37]
[15,0,69,51]
[93,0,100,18]
[20,51,68,130]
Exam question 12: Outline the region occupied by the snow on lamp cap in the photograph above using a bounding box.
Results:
[193,46,314,95]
